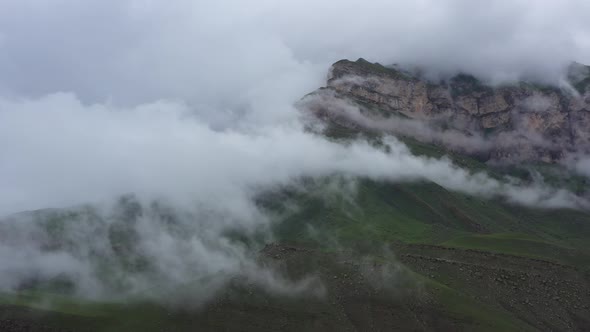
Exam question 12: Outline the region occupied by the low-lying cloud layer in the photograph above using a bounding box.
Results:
[1,0,590,303]
[301,87,571,163]
[1,92,587,302]
[1,92,585,215]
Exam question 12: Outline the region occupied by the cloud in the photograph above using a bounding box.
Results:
[0,0,589,107]
[0,91,586,303]
[1,92,585,215]
[519,95,558,113]
[0,203,326,304]
[573,157,590,178]
[0,0,589,303]
[300,87,571,163]
[300,87,493,154]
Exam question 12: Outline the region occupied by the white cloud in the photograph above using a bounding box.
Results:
[0,92,583,216]
[0,0,589,303]
[0,0,589,106]
[574,157,590,178]
[0,91,585,302]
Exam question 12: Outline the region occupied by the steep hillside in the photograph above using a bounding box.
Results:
[2,172,590,331]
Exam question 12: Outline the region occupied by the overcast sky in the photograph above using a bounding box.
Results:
[0,0,589,106]
[0,0,589,215]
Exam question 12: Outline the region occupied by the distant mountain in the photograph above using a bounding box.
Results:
[302,58,590,164]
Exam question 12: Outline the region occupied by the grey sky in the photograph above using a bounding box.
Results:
[0,0,589,106]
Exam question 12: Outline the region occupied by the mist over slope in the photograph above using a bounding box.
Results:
[0,0,589,215]
[3,90,588,301]
[0,1,590,330]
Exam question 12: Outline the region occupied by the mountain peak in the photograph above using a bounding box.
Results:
[307,58,590,164]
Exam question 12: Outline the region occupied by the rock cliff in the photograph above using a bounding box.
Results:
[303,58,590,164]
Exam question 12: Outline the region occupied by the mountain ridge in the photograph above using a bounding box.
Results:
[304,58,590,164]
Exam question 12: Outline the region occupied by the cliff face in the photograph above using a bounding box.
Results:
[307,58,590,163]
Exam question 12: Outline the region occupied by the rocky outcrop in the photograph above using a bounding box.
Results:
[306,58,590,163]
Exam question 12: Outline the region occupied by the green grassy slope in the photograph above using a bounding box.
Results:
[270,177,590,266]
